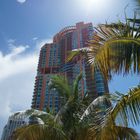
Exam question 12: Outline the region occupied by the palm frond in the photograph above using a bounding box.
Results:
[81,92,139,140]
[81,95,111,119]
[73,72,83,100]
[95,38,140,79]
[88,124,138,140]
[13,124,68,140]
[111,85,140,126]
[54,74,84,134]
[113,126,138,140]
[49,75,71,99]
[37,113,55,125]
[84,15,140,80]
[67,49,89,62]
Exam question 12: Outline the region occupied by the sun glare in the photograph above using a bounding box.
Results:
[78,0,112,13]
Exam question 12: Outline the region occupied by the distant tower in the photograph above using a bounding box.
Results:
[31,22,109,113]
[1,109,46,140]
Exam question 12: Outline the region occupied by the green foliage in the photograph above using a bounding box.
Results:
[81,86,140,140]
[13,15,140,140]
[13,124,68,140]
[49,75,71,100]
[13,76,140,140]
[111,85,140,126]
[68,14,140,81]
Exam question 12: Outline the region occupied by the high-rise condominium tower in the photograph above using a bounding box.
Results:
[31,22,108,112]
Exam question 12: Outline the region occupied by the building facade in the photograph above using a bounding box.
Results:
[1,112,28,140]
[1,109,45,140]
[31,22,108,112]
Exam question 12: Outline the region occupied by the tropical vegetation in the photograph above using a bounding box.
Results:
[12,14,140,140]
[68,12,140,81]
[12,74,140,140]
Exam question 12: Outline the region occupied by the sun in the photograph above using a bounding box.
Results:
[86,0,98,9]
[78,0,112,13]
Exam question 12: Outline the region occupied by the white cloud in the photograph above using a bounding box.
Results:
[0,43,32,81]
[0,38,51,137]
[8,45,29,58]
[16,0,26,4]
[7,39,15,44]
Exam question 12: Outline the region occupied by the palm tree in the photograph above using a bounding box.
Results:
[83,86,140,140]
[49,73,90,140]
[12,112,68,140]
[12,73,140,140]
[12,74,88,140]
[68,14,140,81]
[13,15,140,140]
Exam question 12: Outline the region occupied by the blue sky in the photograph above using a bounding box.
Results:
[0,0,140,137]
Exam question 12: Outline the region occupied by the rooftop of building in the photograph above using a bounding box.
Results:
[9,109,47,119]
[41,22,93,49]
